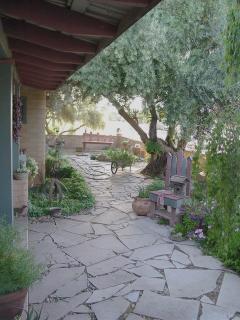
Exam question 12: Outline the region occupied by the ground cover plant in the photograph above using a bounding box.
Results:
[29,149,94,217]
[138,179,164,198]
[0,222,40,295]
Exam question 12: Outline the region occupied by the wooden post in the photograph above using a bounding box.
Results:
[0,61,13,223]
[186,157,192,196]
[165,152,172,189]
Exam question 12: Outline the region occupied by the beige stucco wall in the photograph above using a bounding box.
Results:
[21,86,46,184]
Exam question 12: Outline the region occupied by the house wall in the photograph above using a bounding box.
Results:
[21,86,46,184]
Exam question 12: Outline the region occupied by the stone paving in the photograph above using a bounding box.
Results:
[29,155,240,320]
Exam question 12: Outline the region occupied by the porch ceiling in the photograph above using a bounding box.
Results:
[0,0,161,90]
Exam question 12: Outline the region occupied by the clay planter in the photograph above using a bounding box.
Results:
[132,197,154,216]
[13,172,28,180]
[0,288,27,320]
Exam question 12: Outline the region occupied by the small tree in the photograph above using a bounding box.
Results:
[46,84,105,135]
[72,0,228,175]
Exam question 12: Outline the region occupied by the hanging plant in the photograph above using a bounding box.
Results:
[13,95,23,143]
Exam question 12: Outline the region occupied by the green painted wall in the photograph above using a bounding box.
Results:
[0,63,13,223]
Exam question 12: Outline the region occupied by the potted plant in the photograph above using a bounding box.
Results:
[132,186,155,216]
[13,167,29,180]
[0,222,41,320]
[132,179,164,216]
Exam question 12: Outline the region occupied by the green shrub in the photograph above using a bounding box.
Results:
[26,157,39,178]
[106,149,137,168]
[45,148,68,178]
[0,222,41,295]
[203,110,240,272]
[28,170,95,217]
[138,179,164,198]
[145,140,162,155]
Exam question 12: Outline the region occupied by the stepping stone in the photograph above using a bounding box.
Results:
[92,209,128,225]
[116,276,165,296]
[92,224,112,235]
[134,290,200,320]
[176,244,203,257]
[146,259,175,269]
[191,255,223,269]
[64,242,115,266]
[131,244,174,260]
[64,222,94,235]
[90,270,136,289]
[86,284,125,304]
[118,233,159,250]
[126,314,144,320]
[91,297,129,320]
[171,249,191,265]
[200,295,214,305]
[116,225,145,237]
[200,303,234,320]
[29,267,85,303]
[54,273,88,297]
[125,265,162,278]
[125,291,140,303]
[165,269,221,298]
[87,255,131,276]
[217,273,240,312]
[64,315,91,320]
[86,235,129,253]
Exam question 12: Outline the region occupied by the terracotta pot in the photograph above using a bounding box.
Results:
[132,197,154,216]
[13,172,28,180]
[0,288,27,320]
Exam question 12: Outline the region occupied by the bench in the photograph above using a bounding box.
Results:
[82,132,114,151]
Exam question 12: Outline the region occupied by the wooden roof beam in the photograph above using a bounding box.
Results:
[92,0,149,7]
[8,38,84,65]
[0,0,117,37]
[3,19,96,54]
[13,52,77,72]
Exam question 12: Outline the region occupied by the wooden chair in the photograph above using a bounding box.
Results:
[149,150,192,226]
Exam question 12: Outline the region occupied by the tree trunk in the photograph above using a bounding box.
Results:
[108,97,149,143]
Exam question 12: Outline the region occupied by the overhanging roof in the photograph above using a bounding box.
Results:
[0,0,162,90]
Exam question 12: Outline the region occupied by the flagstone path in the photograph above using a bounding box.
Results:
[29,155,240,320]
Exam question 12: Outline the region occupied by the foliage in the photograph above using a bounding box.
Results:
[26,157,39,178]
[0,222,41,295]
[45,148,69,178]
[138,179,164,198]
[106,149,137,168]
[15,167,28,174]
[29,169,94,217]
[46,84,105,135]
[175,214,200,238]
[72,0,231,150]
[225,0,240,83]
[23,306,48,320]
[203,109,240,272]
[13,96,22,143]
[146,140,162,155]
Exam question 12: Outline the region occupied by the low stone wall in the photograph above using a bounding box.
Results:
[47,134,145,152]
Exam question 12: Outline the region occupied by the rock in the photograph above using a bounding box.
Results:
[217,273,240,312]
[200,303,234,320]
[89,270,136,289]
[87,255,131,276]
[165,269,221,298]
[131,244,174,260]
[125,265,163,278]
[146,259,175,269]
[125,291,140,303]
[134,290,200,320]
[86,284,125,304]
[118,233,159,250]
[171,249,191,265]
[90,297,129,320]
